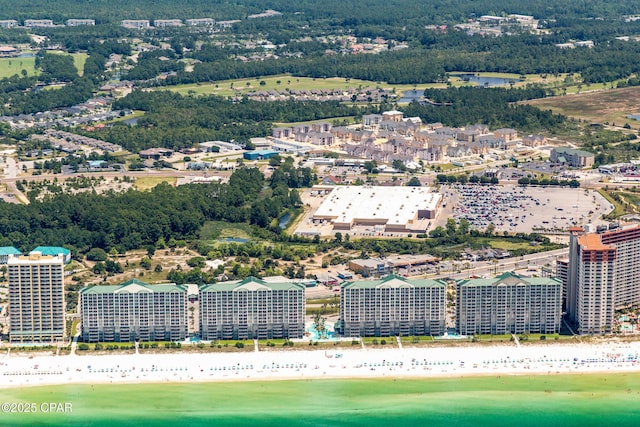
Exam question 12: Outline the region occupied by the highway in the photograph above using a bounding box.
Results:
[422,247,570,281]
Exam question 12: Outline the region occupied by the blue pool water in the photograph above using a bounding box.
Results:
[307,325,337,341]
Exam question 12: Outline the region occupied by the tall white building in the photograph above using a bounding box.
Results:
[153,19,183,28]
[337,275,446,337]
[457,272,562,335]
[199,277,305,340]
[66,19,95,26]
[80,279,187,342]
[121,20,150,29]
[186,18,215,26]
[565,224,640,334]
[24,19,55,28]
[8,253,65,343]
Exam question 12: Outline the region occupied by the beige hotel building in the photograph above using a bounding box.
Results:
[337,275,446,337]
[80,279,187,342]
[199,277,305,340]
[8,253,65,343]
[457,272,562,336]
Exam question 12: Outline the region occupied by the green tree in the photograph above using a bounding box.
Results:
[407,176,421,186]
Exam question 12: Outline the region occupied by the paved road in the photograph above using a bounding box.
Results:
[425,247,569,281]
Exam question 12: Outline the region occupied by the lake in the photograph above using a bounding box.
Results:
[458,74,522,87]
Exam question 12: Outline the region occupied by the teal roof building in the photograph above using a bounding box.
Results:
[80,279,187,342]
[200,276,305,340]
[456,272,561,336]
[32,246,71,264]
[0,246,21,264]
[337,275,446,337]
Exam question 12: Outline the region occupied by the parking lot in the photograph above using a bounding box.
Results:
[443,184,612,233]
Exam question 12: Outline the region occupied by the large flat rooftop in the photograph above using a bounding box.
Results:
[312,186,441,231]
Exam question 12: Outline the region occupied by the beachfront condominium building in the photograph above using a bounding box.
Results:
[336,275,446,337]
[80,279,187,342]
[565,224,640,334]
[8,253,65,343]
[456,272,562,336]
[199,277,305,340]
[0,246,21,264]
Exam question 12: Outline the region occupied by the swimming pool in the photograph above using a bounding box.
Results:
[307,325,337,341]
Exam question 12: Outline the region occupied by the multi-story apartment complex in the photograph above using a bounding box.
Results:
[121,20,150,29]
[0,20,18,28]
[154,19,183,27]
[337,275,446,337]
[24,19,55,28]
[186,18,215,26]
[457,272,562,335]
[8,253,65,343]
[564,224,640,334]
[66,19,95,26]
[555,257,569,311]
[200,277,305,340]
[80,279,187,342]
[549,147,595,168]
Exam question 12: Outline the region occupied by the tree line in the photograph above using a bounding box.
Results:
[0,0,636,24]
[0,167,302,256]
[81,90,380,152]
[401,86,567,134]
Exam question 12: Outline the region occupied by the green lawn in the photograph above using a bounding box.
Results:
[134,176,177,190]
[361,336,397,345]
[158,75,449,98]
[72,52,88,76]
[598,188,627,218]
[0,56,36,78]
[485,239,538,251]
[199,220,254,241]
[0,52,87,78]
[158,71,568,100]
[400,336,434,343]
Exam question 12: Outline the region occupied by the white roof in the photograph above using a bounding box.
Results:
[314,186,441,227]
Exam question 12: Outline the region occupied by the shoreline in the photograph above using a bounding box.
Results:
[1,340,639,389]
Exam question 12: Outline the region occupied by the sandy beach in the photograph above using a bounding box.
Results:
[1,340,639,388]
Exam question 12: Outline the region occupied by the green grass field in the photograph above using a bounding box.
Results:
[133,176,177,190]
[0,52,88,79]
[158,75,448,98]
[485,239,538,251]
[0,56,36,78]
[72,52,88,76]
[199,220,254,241]
[598,188,627,218]
[157,71,571,100]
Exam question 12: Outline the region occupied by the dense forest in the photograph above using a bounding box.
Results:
[401,86,566,133]
[0,0,637,23]
[137,28,640,85]
[78,90,382,151]
[0,167,306,255]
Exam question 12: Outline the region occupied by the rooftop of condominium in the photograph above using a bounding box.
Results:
[81,279,186,294]
[341,274,446,290]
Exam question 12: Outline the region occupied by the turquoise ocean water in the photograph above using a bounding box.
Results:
[1,374,639,426]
